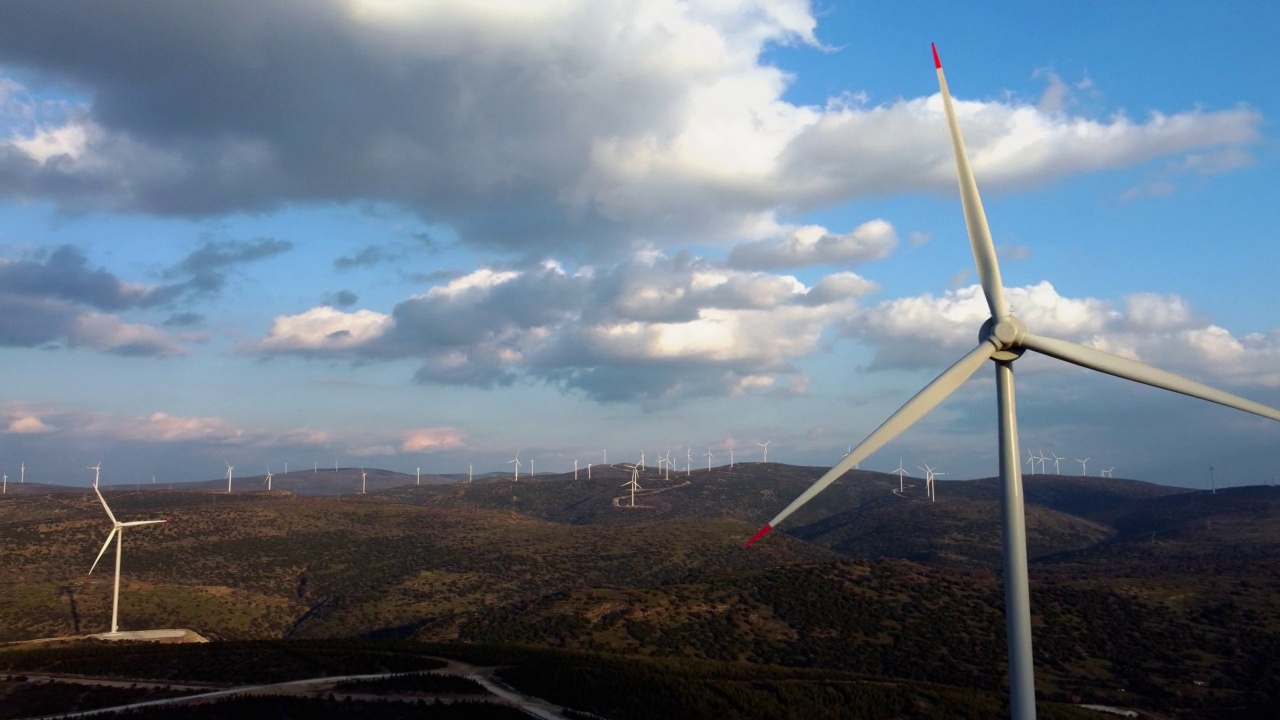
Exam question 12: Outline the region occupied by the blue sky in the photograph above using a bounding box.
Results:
[1,1,1277,490]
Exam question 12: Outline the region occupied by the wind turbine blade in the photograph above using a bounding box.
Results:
[92,482,118,525]
[88,528,118,576]
[121,519,170,527]
[1021,333,1280,422]
[934,43,1007,320]
[746,341,996,546]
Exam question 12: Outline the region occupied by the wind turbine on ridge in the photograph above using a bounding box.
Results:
[893,459,909,493]
[621,464,642,507]
[87,463,169,635]
[662,450,674,481]
[508,452,521,482]
[224,461,234,493]
[757,440,770,463]
[1050,453,1064,475]
[704,446,714,471]
[1101,467,1114,478]
[1076,457,1090,477]
[360,467,367,494]
[745,43,1280,720]
[264,467,273,491]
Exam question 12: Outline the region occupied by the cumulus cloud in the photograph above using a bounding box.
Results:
[0,2,1259,255]
[402,427,468,453]
[844,281,1280,386]
[7,416,54,434]
[246,252,878,403]
[727,219,897,269]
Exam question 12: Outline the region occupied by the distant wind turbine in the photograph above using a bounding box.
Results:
[1025,450,1036,476]
[2,473,6,494]
[704,446,714,471]
[20,462,24,484]
[87,463,169,635]
[574,460,579,480]
[893,459,909,493]
[745,44,1280,720]
[416,467,421,486]
[586,463,592,480]
[1051,453,1064,475]
[621,465,642,507]
[757,440,770,463]
[224,461,234,493]
[508,452,522,482]
[1076,457,1090,477]
[1101,467,1114,478]
[264,467,273,491]
[468,463,473,483]
[360,467,367,494]
[662,450,673,481]
[686,447,692,476]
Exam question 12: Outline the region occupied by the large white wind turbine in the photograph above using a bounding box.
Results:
[757,440,770,463]
[746,44,1280,720]
[87,463,169,635]
[360,467,367,494]
[264,467,273,491]
[508,452,522,482]
[1050,453,1064,475]
[224,462,234,493]
[1076,457,1090,477]
[704,446,714,471]
[1101,467,1114,478]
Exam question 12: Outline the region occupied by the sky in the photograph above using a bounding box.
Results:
[1,1,1278,490]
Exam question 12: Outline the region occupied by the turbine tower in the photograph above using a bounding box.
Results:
[745,43,1280,720]
[574,459,579,480]
[264,467,273,491]
[224,461,234,493]
[87,463,169,635]
[1101,467,1114,478]
[508,452,522,482]
[360,467,367,494]
[704,446,714,471]
[417,467,421,486]
[757,440,770,463]
[1051,453,1064,475]
[1076,457,1090,477]
[686,447,692,476]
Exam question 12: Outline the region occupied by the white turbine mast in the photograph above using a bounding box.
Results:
[508,452,522,482]
[1101,467,1114,478]
[224,461,234,493]
[662,450,673,481]
[416,467,421,486]
[729,444,735,467]
[2,473,6,494]
[574,459,579,480]
[360,467,367,494]
[704,446,714,471]
[20,461,24,484]
[1051,453,1064,475]
[757,440,770,463]
[745,43,1280,720]
[586,463,592,480]
[686,447,692,476]
[264,467,273,491]
[87,463,169,635]
[1077,457,1090,477]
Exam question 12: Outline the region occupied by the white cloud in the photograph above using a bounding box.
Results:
[70,313,187,357]
[249,307,393,353]
[7,416,54,434]
[0,3,1259,252]
[728,219,897,269]
[401,427,468,453]
[846,281,1280,386]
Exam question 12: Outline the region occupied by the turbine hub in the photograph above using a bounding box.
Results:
[981,316,1028,361]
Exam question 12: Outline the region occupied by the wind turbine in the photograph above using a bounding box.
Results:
[729,445,735,467]
[587,463,592,480]
[87,463,169,635]
[20,462,24,484]
[1024,450,1037,476]
[1034,450,1048,475]
[662,450,674,481]
[638,451,645,472]
[574,460,579,480]
[360,467,367,494]
[918,464,944,502]
[1076,458,1090,477]
[893,459,909,492]
[264,467,273,491]
[686,447,692,476]
[621,464,642,507]
[704,446,715,471]
[745,43,1280,720]
[1101,467,1114,478]
[417,467,421,486]
[2,473,6,494]
[1050,453,1064,476]
[224,462,234,493]
[757,440,770,463]
[508,453,521,482]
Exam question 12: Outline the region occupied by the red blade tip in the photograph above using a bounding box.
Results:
[744,524,773,548]
[931,43,941,69]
